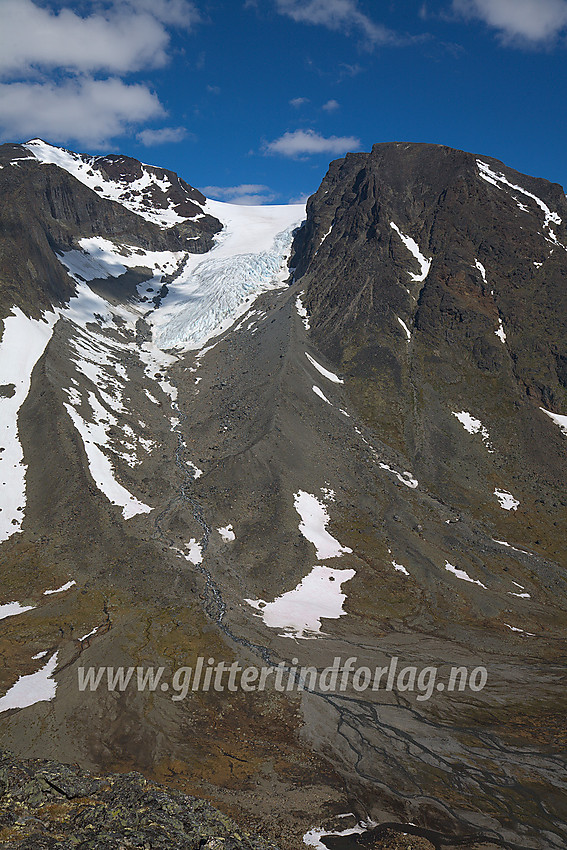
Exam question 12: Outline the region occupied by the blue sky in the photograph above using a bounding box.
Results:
[1,0,567,203]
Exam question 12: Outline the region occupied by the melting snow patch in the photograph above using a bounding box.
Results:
[296,293,311,330]
[187,461,203,479]
[0,602,35,621]
[218,524,235,542]
[312,385,332,405]
[43,581,76,596]
[64,398,152,520]
[495,318,506,343]
[305,352,343,384]
[392,561,410,576]
[477,161,562,235]
[176,539,202,565]
[390,222,432,283]
[32,651,48,660]
[452,411,494,452]
[0,652,59,713]
[397,316,411,341]
[505,624,534,636]
[540,406,567,436]
[475,259,487,284]
[445,561,487,589]
[303,821,375,848]
[0,308,58,542]
[494,489,519,511]
[246,565,355,640]
[79,626,98,641]
[378,463,418,489]
[294,491,353,559]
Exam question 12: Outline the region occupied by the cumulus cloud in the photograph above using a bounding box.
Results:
[0,0,198,77]
[290,96,310,107]
[322,99,340,111]
[0,77,164,148]
[453,0,567,44]
[201,184,279,205]
[275,0,397,45]
[264,128,360,157]
[137,126,187,146]
[0,0,199,146]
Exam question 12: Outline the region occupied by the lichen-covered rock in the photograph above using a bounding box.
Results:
[0,752,279,850]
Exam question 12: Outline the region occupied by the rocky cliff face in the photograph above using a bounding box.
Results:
[0,141,565,850]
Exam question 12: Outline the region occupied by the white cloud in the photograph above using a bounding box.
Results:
[0,77,164,148]
[322,98,340,111]
[0,0,199,146]
[201,184,279,205]
[453,0,567,44]
[0,0,198,77]
[264,128,360,157]
[290,96,310,107]
[137,126,187,145]
[275,0,397,45]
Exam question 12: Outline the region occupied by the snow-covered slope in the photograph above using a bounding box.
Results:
[24,139,206,228]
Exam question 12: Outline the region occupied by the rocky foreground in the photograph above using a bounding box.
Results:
[0,751,278,849]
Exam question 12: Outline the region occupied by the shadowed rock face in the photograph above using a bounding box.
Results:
[0,141,566,850]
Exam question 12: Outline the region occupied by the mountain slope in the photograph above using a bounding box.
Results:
[0,140,565,850]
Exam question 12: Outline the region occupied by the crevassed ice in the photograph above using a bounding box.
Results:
[150,203,305,350]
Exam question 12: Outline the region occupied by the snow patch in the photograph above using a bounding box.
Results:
[494,489,519,511]
[246,565,355,640]
[218,524,235,542]
[452,411,494,452]
[294,491,352,559]
[378,463,418,489]
[0,652,59,713]
[0,602,35,621]
[540,406,567,436]
[296,293,311,330]
[43,581,76,596]
[445,561,487,589]
[0,308,58,541]
[312,385,332,405]
[390,221,432,283]
[305,352,343,384]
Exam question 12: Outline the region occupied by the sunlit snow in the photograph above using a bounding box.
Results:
[294,490,353,559]
[445,561,487,589]
[540,406,567,436]
[246,565,356,640]
[305,352,343,384]
[312,385,332,405]
[218,524,235,541]
[390,221,432,283]
[43,581,76,595]
[452,410,494,452]
[0,308,58,541]
[0,652,59,713]
[494,489,519,511]
[0,601,35,621]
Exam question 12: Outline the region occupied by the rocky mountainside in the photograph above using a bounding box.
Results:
[0,139,565,850]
